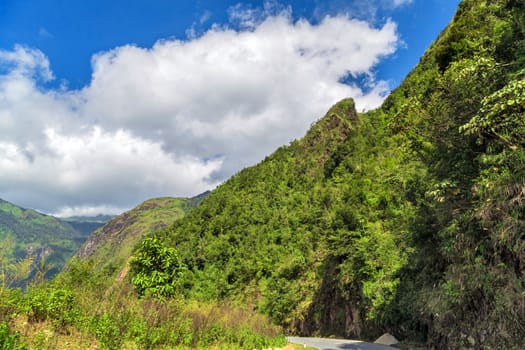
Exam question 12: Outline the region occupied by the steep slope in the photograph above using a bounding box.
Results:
[130,1,525,348]
[381,0,525,347]
[0,198,91,285]
[133,98,423,338]
[72,195,205,280]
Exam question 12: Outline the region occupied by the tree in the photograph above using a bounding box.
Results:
[130,237,188,297]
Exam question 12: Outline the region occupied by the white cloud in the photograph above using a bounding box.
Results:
[227,1,291,30]
[0,45,53,81]
[38,27,54,39]
[52,205,124,218]
[0,127,221,215]
[312,0,414,23]
[0,9,399,215]
[392,0,413,7]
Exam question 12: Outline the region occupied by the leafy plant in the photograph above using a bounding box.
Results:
[24,286,77,332]
[130,237,189,297]
[89,313,122,350]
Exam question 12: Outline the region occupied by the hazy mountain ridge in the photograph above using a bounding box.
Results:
[61,215,114,224]
[60,215,113,241]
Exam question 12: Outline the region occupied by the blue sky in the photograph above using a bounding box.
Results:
[1,0,459,89]
[0,0,461,216]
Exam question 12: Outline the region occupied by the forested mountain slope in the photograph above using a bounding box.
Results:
[382,0,525,347]
[132,0,525,348]
[141,92,422,340]
[0,198,92,286]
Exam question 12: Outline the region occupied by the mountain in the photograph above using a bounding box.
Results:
[62,215,114,223]
[0,198,93,285]
[71,195,207,280]
[3,1,524,349]
[138,98,413,334]
[61,215,113,237]
[129,0,525,348]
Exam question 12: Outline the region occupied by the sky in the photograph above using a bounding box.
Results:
[0,0,461,217]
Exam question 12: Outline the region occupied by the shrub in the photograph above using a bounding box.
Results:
[0,289,22,322]
[130,237,188,297]
[24,286,77,332]
[89,313,123,350]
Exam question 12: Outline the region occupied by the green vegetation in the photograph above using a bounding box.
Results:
[129,1,525,348]
[1,261,286,349]
[1,195,285,349]
[0,199,94,286]
[72,197,199,277]
[0,321,26,350]
[380,1,525,347]
[139,97,420,340]
[2,1,525,348]
[130,237,188,297]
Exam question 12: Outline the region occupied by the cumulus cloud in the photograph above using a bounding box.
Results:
[0,126,221,216]
[0,45,53,81]
[82,13,397,174]
[0,7,399,216]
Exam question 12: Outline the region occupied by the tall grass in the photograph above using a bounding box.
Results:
[5,266,286,349]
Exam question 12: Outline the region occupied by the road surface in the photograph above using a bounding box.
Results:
[286,337,398,350]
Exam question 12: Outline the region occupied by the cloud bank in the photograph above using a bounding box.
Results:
[0,8,399,216]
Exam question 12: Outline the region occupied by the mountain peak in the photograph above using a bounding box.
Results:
[293,98,357,173]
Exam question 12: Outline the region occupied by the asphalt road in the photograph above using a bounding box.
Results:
[286,337,398,350]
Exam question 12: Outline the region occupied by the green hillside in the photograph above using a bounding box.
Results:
[143,98,421,337]
[131,0,525,348]
[1,1,524,349]
[71,196,199,280]
[0,198,93,285]
[8,193,285,350]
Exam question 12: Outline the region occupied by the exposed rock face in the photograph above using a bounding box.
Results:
[75,208,137,260]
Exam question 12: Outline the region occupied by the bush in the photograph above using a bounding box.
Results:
[89,313,123,350]
[0,289,22,322]
[130,237,189,297]
[24,286,77,331]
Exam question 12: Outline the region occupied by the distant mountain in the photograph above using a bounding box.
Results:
[61,215,113,238]
[0,198,93,285]
[62,214,114,224]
